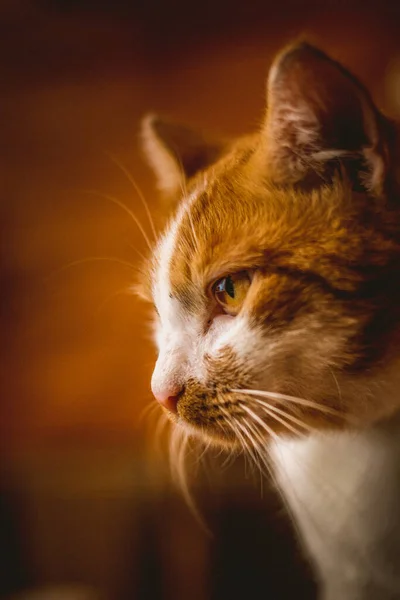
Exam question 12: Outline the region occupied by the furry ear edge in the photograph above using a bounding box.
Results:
[263,42,390,194]
[141,113,184,196]
[140,114,227,196]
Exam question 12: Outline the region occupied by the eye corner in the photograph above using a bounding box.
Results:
[211,275,226,294]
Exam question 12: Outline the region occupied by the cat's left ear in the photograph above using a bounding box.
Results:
[263,42,390,194]
[141,114,226,197]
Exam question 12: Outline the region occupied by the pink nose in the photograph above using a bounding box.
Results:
[151,384,183,414]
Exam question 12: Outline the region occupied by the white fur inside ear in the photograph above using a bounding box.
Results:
[141,114,183,195]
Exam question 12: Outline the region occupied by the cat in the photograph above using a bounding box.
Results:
[139,42,400,600]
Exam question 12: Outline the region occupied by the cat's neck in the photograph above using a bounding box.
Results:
[271,410,400,599]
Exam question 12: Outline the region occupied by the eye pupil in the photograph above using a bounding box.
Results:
[212,271,251,317]
[225,276,235,298]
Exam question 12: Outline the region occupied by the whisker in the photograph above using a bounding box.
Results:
[195,439,212,464]
[214,417,241,470]
[48,256,139,280]
[246,399,306,437]
[139,399,161,424]
[219,408,261,477]
[230,413,276,497]
[125,241,147,262]
[105,152,158,241]
[218,422,238,469]
[240,404,279,441]
[245,397,312,434]
[152,410,170,454]
[223,414,289,509]
[232,388,352,422]
[169,429,212,537]
[330,368,343,406]
[232,419,264,473]
[235,418,272,479]
[95,287,134,315]
[142,404,170,462]
[213,431,234,463]
[169,426,189,490]
[80,189,153,251]
[219,411,248,458]
[241,418,275,482]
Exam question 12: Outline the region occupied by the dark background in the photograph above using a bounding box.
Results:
[1,1,400,598]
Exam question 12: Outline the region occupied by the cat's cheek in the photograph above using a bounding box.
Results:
[209,314,235,335]
[204,314,236,355]
[212,314,236,329]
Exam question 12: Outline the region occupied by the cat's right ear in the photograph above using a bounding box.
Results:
[141,114,226,197]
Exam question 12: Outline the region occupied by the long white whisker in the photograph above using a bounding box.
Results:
[106,152,158,241]
[234,419,265,474]
[169,429,212,537]
[139,399,160,424]
[125,241,147,262]
[142,407,170,462]
[218,417,240,469]
[240,405,279,441]
[195,439,212,464]
[96,287,135,315]
[48,256,139,280]
[220,411,251,463]
[153,411,170,454]
[246,397,312,434]
[232,388,350,421]
[81,189,153,251]
[237,418,272,480]
[235,415,281,500]
[220,407,264,477]
[246,400,306,437]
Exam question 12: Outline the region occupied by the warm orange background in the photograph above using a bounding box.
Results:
[1,1,400,598]
[2,0,400,455]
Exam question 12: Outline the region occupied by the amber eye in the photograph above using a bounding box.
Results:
[213,271,251,316]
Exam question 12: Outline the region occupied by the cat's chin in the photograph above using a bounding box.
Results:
[176,416,244,450]
[173,388,245,444]
[163,408,234,446]
[161,402,246,449]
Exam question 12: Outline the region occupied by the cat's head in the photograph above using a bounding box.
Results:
[140,43,400,448]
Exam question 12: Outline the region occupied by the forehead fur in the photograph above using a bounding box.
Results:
[151,132,389,311]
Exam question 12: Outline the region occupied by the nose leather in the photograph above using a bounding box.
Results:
[151,381,182,414]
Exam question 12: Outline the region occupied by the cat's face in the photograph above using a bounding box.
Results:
[141,43,400,447]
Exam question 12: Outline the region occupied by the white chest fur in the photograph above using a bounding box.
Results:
[271,419,400,600]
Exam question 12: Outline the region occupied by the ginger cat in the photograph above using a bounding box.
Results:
[140,42,400,599]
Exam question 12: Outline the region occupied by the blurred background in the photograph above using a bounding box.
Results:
[1,0,400,598]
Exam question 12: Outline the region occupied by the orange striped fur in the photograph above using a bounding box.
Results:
[141,42,400,444]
